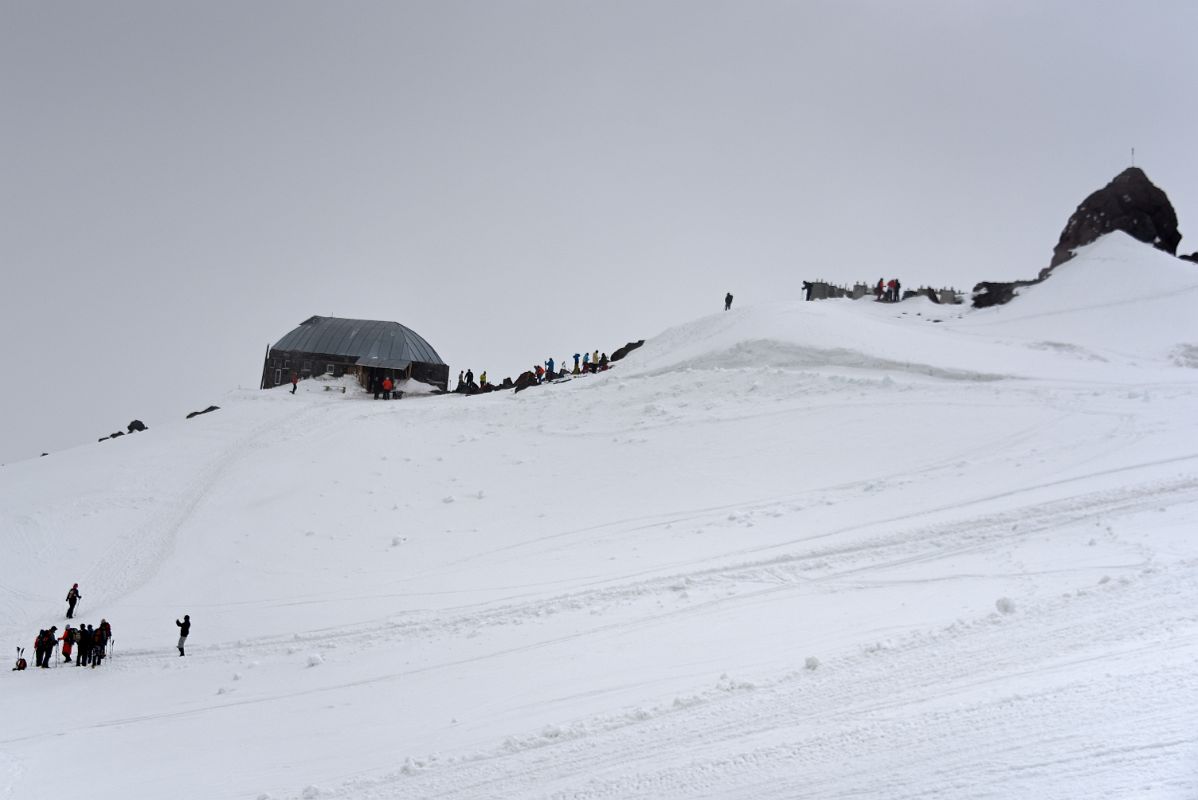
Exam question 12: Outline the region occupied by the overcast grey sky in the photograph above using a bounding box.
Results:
[2,1,1196,463]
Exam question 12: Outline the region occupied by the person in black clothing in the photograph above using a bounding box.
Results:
[66,583,80,619]
[725,292,733,311]
[34,628,54,668]
[77,625,94,667]
[176,615,190,656]
[92,619,111,668]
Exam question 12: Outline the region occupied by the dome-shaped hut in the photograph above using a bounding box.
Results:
[260,316,448,392]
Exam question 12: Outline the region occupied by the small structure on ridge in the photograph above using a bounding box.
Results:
[260,316,449,392]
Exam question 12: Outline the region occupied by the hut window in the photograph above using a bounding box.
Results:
[326,364,335,375]
[274,369,281,385]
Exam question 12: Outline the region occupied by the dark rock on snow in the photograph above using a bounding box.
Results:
[186,405,221,419]
[1050,167,1181,268]
[971,278,1040,309]
[610,340,645,362]
[972,167,1184,308]
[1181,252,1198,264]
[513,371,539,393]
[127,420,147,433]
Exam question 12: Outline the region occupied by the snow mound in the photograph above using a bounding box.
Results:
[619,233,1198,379]
[956,233,1198,361]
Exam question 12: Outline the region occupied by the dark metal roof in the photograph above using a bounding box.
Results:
[271,316,445,366]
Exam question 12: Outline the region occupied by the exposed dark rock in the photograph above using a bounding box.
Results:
[1181,252,1198,264]
[186,405,220,419]
[127,420,147,433]
[973,168,1184,308]
[109,431,124,439]
[513,371,539,393]
[1051,167,1181,268]
[610,340,645,362]
[971,279,1040,308]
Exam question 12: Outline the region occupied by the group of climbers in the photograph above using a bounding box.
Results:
[370,373,403,400]
[17,583,190,672]
[875,278,903,302]
[31,617,112,669]
[571,350,608,375]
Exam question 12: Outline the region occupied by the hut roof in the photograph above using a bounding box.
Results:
[272,316,445,370]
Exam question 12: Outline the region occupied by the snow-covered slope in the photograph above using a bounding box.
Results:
[2,234,1198,800]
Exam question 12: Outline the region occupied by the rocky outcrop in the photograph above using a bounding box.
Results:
[513,371,539,393]
[972,168,1184,308]
[1050,167,1181,267]
[971,278,1040,309]
[127,419,147,433]
[1181,252,1198,264]
[186,405,220,419]
[610,340,645,362]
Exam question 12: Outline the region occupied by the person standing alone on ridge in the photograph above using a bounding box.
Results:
[725,292,733,311]
[65,583,80,619]
[176,615,190,656]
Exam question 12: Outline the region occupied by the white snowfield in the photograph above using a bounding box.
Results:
[2,233,1197,799]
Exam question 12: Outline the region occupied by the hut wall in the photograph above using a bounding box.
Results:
[260,350,357,389]
[260,349,449,392]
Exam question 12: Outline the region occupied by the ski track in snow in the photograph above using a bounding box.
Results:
[281,555,1198,800]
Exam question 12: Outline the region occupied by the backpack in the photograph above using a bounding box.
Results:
[13,658,26,671]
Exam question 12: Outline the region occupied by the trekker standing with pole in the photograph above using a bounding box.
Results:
[65,584,80,619]
[176,615,190,656]
[60,626,74,664]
